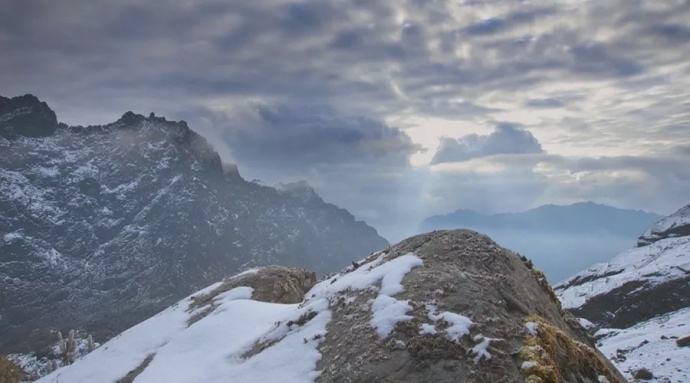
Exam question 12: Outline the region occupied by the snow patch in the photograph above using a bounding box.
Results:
[44,248,65,267]
[428,308,474,342]
[370,295,413,337]
[306,253,423,300]
[524,321,538,336]
[471,334,500,363]
[578,317,596,330]
[3,231,23,243]
[418,323,437,335]
[35,166,59,177]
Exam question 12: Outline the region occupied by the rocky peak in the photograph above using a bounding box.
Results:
[106,109,224,174]
[37,230,626,383]
[637,204,690,247]
[0,94,58,138]
[276,180,322,204]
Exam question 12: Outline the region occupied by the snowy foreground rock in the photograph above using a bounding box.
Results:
[38,230,624,383]
[556,205,690,382]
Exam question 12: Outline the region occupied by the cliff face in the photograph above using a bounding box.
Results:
[37,230,625,383]
[0,94,388,354]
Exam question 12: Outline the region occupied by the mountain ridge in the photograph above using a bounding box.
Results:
[0,94,388,355]
[420,201,661,236]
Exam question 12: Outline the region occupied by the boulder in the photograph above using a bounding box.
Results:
[314,230,625,383]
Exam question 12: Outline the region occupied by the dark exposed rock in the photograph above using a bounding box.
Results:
[633,368,654,380]
[187,266,316,325]
[0,94,58,138]
[0,95,388,354]
[677,335,690,348]
[0,356,26,383]
[566,276,690,329]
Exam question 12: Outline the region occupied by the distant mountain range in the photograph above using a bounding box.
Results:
[0,94,388,354]
[420,201,661,236]
[419,202,662,282]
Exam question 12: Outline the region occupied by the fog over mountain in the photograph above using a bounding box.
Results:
[420,202,662,282]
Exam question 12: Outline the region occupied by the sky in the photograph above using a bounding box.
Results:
[1,0,689,241]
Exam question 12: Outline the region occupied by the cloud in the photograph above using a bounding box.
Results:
[525,98,564,109]
[198,103,422,171]
[1,0,690,240]
[431,123,544,164]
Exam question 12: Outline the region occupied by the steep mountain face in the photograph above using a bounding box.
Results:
[0,94,388,354]
[36,230,625,383]
[419,202,662,283]
[555,205,690,381]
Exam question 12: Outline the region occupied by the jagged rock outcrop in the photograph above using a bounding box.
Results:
[0,95,58,138]
[0,94,388,355]
[556,205,690,382]
[37,230,625,383]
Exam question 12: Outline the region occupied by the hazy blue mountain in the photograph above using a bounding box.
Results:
[419,202,662,282]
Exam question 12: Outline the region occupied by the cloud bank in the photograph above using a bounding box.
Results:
[1,0,689,241]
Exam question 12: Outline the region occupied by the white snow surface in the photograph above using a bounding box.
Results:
[595,307,690,383]
[428,308,474,342]
[555,235,690,309]
[37,253,425,383]
[639,205,690,245]
[370,295,413,337]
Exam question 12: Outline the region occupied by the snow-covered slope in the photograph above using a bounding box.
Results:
[0,94,388,355]
[556,205,690,382]
[637,205,690,247]
[556,235,690,312]
[594,307,690,382]
[37,253,424,383]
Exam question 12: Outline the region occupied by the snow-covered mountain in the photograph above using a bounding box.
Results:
[555,205,690,382]
[35,230,626,383]
[0,94,388,355]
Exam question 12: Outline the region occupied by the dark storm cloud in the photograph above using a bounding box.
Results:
[431,123,544,164]
[3,0,688,121]
[200,103,422,169]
